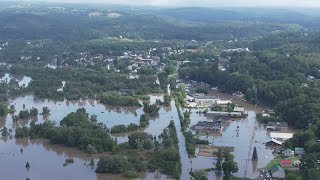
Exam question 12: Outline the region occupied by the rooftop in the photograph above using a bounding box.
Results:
[270,132,293,139]
[280,159,293,165]
[271,165,285,174]
[194,96,219,100]
[267,121,288,127]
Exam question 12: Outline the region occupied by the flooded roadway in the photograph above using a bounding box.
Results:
[0,91,274,180]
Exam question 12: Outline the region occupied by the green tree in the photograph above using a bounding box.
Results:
[1,127,9,136]
[215,149,223,172]
[41,107,50,115]
[252,146,258,160]
[19,110,30,119]
[222,160,238,178]
[30,107,38,116]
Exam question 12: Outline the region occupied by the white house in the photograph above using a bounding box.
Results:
[270,132,293,141]
[215,100,232,105]
[233,107,245,113]
[194,96,219,104]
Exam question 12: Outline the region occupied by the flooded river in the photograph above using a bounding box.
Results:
[0,90,274,179]
[0,94,178,180]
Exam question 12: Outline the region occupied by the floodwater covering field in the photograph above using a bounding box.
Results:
[0,95,179,180]
[0,91,274,180]
[0,73,32,87]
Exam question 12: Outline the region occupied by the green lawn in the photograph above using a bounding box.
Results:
[286,170,303,180]
[264,157,282,170]
[263,156,302,170]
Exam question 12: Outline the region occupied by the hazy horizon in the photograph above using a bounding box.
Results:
[8,0,320,8]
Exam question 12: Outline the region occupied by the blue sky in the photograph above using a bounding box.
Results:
[14,0,320,7]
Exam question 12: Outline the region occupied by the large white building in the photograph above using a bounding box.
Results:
[270,132,293,141]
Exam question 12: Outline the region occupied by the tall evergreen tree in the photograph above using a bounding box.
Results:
[252,146,258,160]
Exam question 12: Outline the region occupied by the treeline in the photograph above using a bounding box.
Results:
[100,93,141,107]
[0,9,293,42]
[110,123,140,133]
[183,131,196,157]
[96,121,181,179]
[7,65,160,102]
[143,102,160,117]
[15,108,117,153]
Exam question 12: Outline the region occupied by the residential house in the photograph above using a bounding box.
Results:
[293,160,301,167]
[222,48,250,53]
[283,149,294,157]
[232,91,245,99]
[233,107,245,113]
[266,138,283,147]
[266,122,288,131]
[192,93,205,97]
[194,96,220,104]
[206,111,242,118]
[294,147,305,156]
[218,58,230,71]
[215,100,232,105]
[307,75,316,82]
[262,113,271,117]
[270,132,293,141]
[280,159,293,167]
[208,115,230,122]
[270,165,285,179]
[190,121,222,132]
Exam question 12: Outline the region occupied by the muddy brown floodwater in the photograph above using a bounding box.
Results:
[0,94,181,180]
[188,109,275,179]
[0,89,274,179]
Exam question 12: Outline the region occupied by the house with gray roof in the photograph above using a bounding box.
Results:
[270,165,285,179]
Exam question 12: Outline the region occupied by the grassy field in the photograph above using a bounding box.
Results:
[263,156,302,170]
[286,170,303,180]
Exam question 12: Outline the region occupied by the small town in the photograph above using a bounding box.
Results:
[1,1,320,180]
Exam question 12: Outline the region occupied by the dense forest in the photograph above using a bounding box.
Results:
[178,31,320,178]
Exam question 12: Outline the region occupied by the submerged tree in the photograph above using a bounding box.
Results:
[215,149,223,173]
[252,146,258,160]
[25,162,30,168]
[222,149,238,178]
[41,107,50,115]
[1,127,9,136]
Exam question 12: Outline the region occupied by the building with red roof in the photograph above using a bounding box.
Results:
[280,159,293,167]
